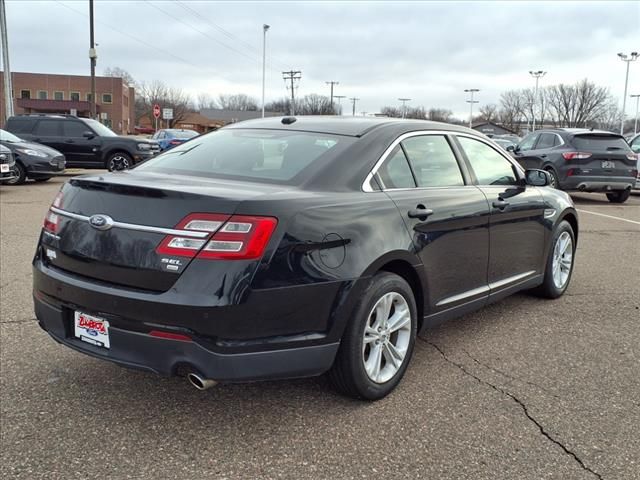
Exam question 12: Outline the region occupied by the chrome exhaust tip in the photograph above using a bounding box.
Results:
[187,373,217,391]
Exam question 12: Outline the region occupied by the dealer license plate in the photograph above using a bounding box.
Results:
[0,164,9,173]
[601,160,615,169]
[74,311,110,348]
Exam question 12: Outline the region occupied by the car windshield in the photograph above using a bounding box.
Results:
[136,128,354,184]
[81,118,118,137]
[573,135,631,152]
[170,130,198,139]
[0,129,25,143]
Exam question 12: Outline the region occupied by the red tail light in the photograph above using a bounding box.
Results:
[169,140,181,145]
[562,152,592,161]
[149,330,192,342]
[156,213,277,260]
[43,191,64,234]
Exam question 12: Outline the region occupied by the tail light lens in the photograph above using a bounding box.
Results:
[43,191,64,234]
[169,140,181,145]
[156,213,277,260]
[562,152,592,161]
[626,153,638,161]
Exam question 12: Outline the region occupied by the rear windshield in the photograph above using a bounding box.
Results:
[136,128,354,184]
[171,130,198,139]
[572,135,631,152]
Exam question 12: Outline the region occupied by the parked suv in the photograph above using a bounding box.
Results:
[5,115,160,171]
[509,128,637,203]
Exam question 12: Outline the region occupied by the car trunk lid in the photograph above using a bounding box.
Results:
[567,133,637,177]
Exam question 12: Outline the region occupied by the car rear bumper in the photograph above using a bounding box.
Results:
[561,176,635,192]
[34,294,339,380]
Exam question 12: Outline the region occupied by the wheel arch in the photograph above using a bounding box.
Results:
[559,210,579,246]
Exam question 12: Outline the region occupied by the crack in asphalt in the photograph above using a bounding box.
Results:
[419,338,603,480]
[1,317,37,324]
[459,349,561,400]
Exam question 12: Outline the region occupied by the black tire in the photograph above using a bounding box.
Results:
[544,167,559,189]
[532,220,575,299]
[6,162,27,185]
[33,177,52,183]
[606,189,630,203]
[328,272,417,400]
[105,152,133,171]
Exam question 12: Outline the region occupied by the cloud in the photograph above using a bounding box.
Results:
[4,0,639,118]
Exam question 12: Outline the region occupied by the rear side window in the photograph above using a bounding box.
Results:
[136,129,354,184]
[5,118,33,133]
[377,146,416,189]
[401,135,464,187]
[572,135,631,152]
[458,136,518,186]
[536,133,557,149]
[33,120,60,136]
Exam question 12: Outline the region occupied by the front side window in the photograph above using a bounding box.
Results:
[518,133,538,151]
[458,136,519,186]
[63,121,90,138]
[34,120,60,136]
[401,135,464,187]
[536,133,557,150]
[376,146,416,189]
[630,136,640,153]
[137,129,354,184]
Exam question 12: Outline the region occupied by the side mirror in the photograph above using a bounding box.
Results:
[506,145,515,152]
[525,169,550,187]
[82,131,95,139]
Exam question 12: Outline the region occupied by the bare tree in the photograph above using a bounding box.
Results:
[297,94,337,115]
[136,80,194,127]
[103,66,137,87]
[195,93,218,111]
[380,106,402,118]
[217,94,258,111]
[545,79,611,128]
[477,104,498,123]
[264,97,291,114]
[498,90,526,133]
[427,108,454,122]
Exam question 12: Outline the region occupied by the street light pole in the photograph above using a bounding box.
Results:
[631,94,640,135]
[0,0,14,123]
[333,95,346,115]
[89,0,97,119]
[261,24,270,118]
[398,98,411,119]
[618,52,638,135]
[350,97,359,116]
[464,89,479,128]
[529,70,546,132]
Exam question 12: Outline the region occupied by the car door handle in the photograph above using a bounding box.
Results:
[65,139,75,144]
[540,154,547,158]
[492,200,510,210]
[407,207,434,220]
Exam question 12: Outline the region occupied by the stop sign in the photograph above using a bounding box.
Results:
[153,104,161,119]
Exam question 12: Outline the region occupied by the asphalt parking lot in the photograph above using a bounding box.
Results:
[1,178,639,480]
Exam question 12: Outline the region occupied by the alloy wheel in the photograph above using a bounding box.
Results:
[362,292,412,384]
[551,231,573,289]
[109,156,131,171]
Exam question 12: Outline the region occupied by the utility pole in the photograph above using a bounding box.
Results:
[464,89,479,128]
[261,24,270,118]
[349,97,359,116]
[631,94,640,135]
[89,0,97,119]
[0,0,14,122]
[325,80,339,112]
[618,52,638,135]
[398,98,411,119]
[282,70,301,116]
[333,95,346,115]
[529,70,546,132]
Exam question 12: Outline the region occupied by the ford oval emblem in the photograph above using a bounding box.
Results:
[88,214,114,231]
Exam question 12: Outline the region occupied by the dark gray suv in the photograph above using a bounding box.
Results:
[509,128,637,203]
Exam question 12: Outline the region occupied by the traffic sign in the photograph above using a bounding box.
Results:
[153,104,161,119]
[162,108,174,120]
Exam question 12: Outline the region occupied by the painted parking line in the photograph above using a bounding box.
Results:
[577,209,640,226]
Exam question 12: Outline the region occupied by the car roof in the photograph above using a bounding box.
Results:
[541,127,622,137]
[223,115,472,137]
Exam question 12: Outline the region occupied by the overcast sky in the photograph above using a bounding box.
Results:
[4,0,639,118]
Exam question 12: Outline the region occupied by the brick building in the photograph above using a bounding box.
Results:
[0,71,135,134]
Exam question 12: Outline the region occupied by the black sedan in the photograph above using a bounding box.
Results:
[33,117,578,400]
[0,129,65,184]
